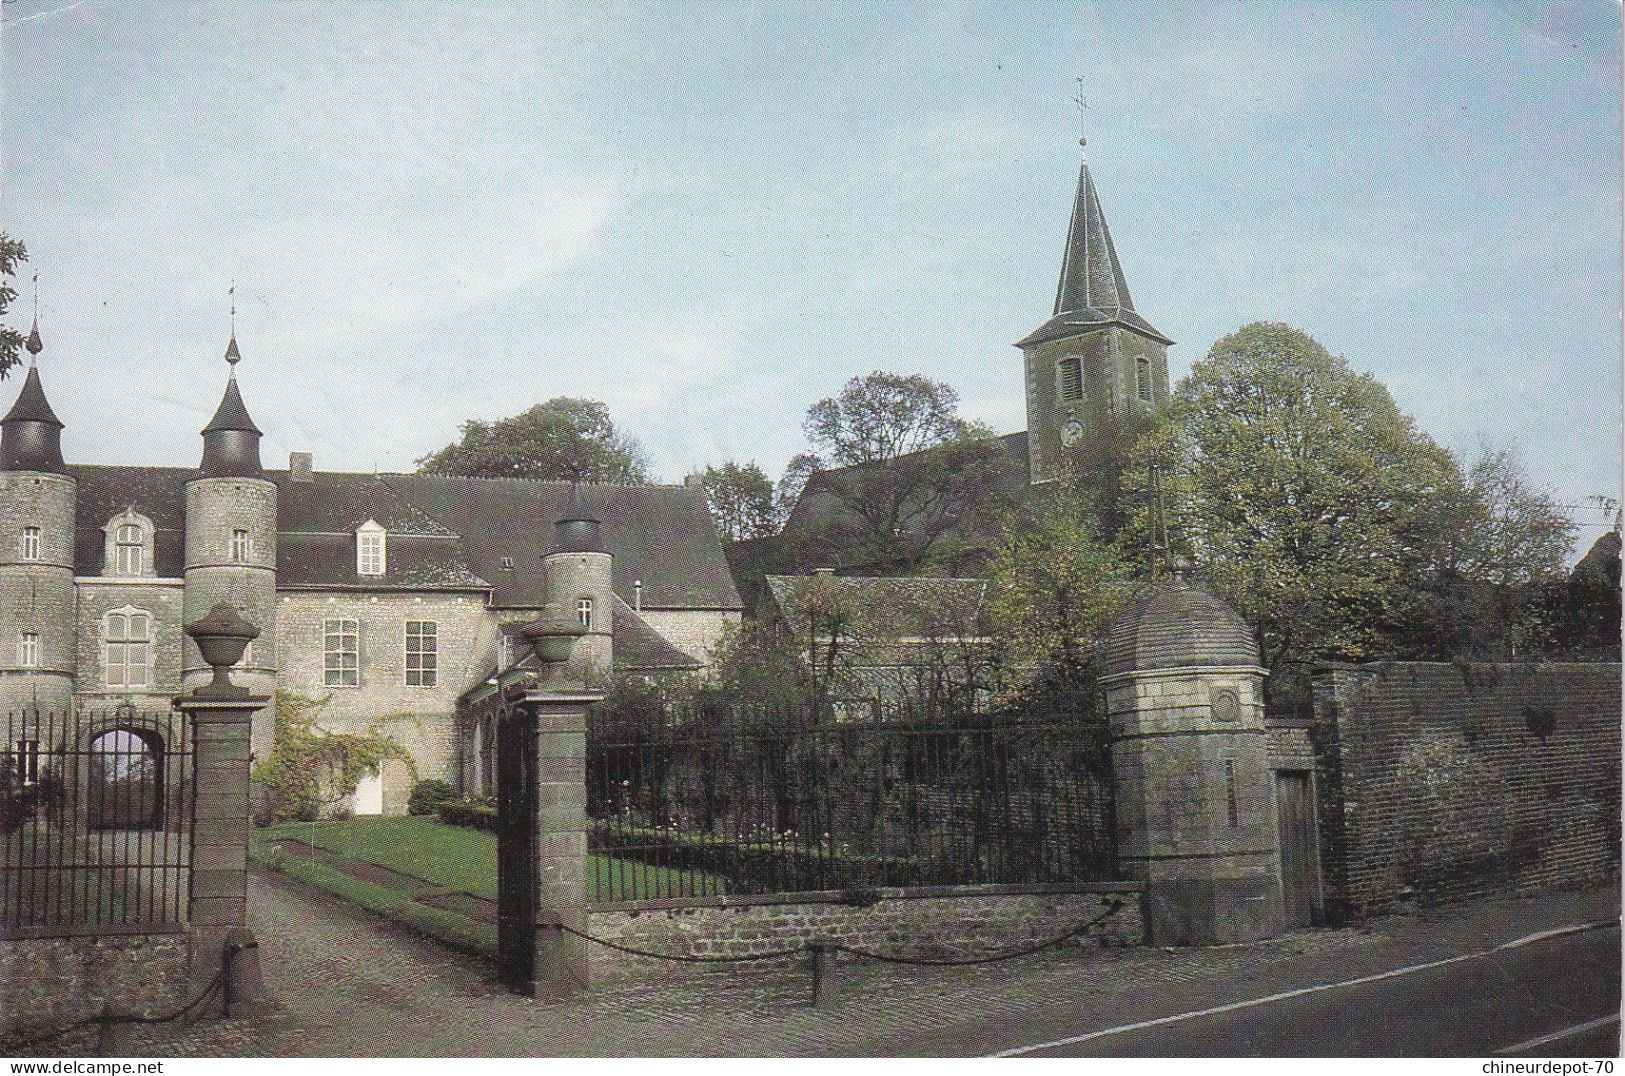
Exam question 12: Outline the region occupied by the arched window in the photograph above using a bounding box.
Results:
[103,607,153,689]
[356,520,386,577]
[102,511,155,578]
[1136,356,1153,404]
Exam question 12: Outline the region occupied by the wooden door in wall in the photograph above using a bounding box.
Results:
[1275,770,1323,927]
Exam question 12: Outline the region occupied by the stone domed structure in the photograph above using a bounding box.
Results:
[1102,577,1260,678]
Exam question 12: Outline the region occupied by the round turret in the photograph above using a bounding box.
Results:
[0,322,76,718]
[1101,577,1259,678]
[542,486,612,687]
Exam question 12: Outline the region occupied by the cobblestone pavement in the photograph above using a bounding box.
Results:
[19,871,1621,1057]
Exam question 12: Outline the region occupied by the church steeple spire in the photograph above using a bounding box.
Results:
[1018,143,1171,348]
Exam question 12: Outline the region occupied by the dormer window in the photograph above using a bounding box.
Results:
[356,520,386,577]
[102,511,156,578]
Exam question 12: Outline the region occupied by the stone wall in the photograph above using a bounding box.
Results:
[587,882,1142,985]
[275,591,495,811]
[1312,661,1622,920]
[0,931,192,1037]
[72,578,186,704]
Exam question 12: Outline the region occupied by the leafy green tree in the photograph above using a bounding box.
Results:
[699,461,777,541]
[984,472,1129,702]
[0,233,30,378]
[417,397,649,483]
[791,371,1014,572]
[1123,322,1462,669]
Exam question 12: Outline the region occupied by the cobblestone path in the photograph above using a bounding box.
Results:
[20,871,1619,1057]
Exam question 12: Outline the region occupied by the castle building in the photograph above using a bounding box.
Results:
[0,332,741,814]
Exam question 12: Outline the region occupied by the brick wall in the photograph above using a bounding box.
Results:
[0,932,191,1037]
[1312,661,1622,920]
[587,882,1142,984]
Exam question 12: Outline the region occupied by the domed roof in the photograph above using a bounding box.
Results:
[1102,578,1259,677]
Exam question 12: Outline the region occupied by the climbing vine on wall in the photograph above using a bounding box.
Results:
[251,692,415,823]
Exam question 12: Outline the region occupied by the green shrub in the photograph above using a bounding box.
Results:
[408,779,456,816]
[438,797,499,832]
[251,692,415,824]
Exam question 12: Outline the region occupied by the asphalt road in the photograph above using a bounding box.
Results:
[999,923,1620,1058]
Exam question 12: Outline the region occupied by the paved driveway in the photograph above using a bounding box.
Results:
[20,870,1620,1057]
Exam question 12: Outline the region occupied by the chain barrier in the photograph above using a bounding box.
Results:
[554,896,1125,968]
[3,968,225,1054]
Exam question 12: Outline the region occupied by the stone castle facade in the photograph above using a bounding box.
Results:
[0,328,742,813]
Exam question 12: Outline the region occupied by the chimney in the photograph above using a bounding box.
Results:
[289,452,314,482]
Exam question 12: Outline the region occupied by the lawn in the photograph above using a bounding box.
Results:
[251,815,723,902]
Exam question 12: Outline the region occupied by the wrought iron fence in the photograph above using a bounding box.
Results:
[587,699,1116,903]
[1,708,194,935]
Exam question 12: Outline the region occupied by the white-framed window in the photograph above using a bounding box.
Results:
[12,739,39,785]
[18,632,38,668]
[231,529,251,563]
[324,619,360,687]
[115,524,143,575]
[102,512,155,578]
[104,607,152,688]
[356,520,386,577]
[1057,356,1083,401]
[19,526,40,561]
[498,633,513,670]
[577,598,593,630]
[1136,356,1153,403]
[405,620,437,688]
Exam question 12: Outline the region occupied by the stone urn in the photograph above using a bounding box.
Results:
[183,601,260,698]
[520,608,587,665]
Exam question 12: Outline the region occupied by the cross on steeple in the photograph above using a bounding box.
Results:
[1072,78,1090,149]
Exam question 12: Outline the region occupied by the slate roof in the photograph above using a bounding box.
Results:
[3,366,63,428]
[1101,579,1259,677]
[386,474,741,610]
[1016,159,1172,348]
[495,594,702,672]
[59,465,742,611]
[765,574,989,641]
[761,432,1029,581]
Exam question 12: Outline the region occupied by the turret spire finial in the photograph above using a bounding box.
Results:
[224,282,240,368]
[24,273,41,362]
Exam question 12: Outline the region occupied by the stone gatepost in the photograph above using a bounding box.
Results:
[177,602,268,1015]
[523,685,601,999]
[1099,579,1286,945]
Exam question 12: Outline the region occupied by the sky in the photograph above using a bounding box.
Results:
[2,0,1620,549]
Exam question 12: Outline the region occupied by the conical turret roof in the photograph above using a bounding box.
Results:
[3,365,63,428]
[201,374,262,436]
[1018,156,1171,348]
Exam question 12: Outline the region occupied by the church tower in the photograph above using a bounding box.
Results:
[183,332,277,758]
[0,319,76,718]
[1017,139,1173,490]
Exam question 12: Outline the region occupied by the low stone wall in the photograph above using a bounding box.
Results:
[0,931,193,1038]
[587,882,1143,984]
[1312,661,1622,920]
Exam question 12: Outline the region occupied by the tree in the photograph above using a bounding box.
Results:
[417,397,649,483]
[699,461,776,541]
[773,452,821,529]
[789,372,1015,573]
[0,233,29,378]
[1123,322,1463,671]
[984,473,1129,703]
